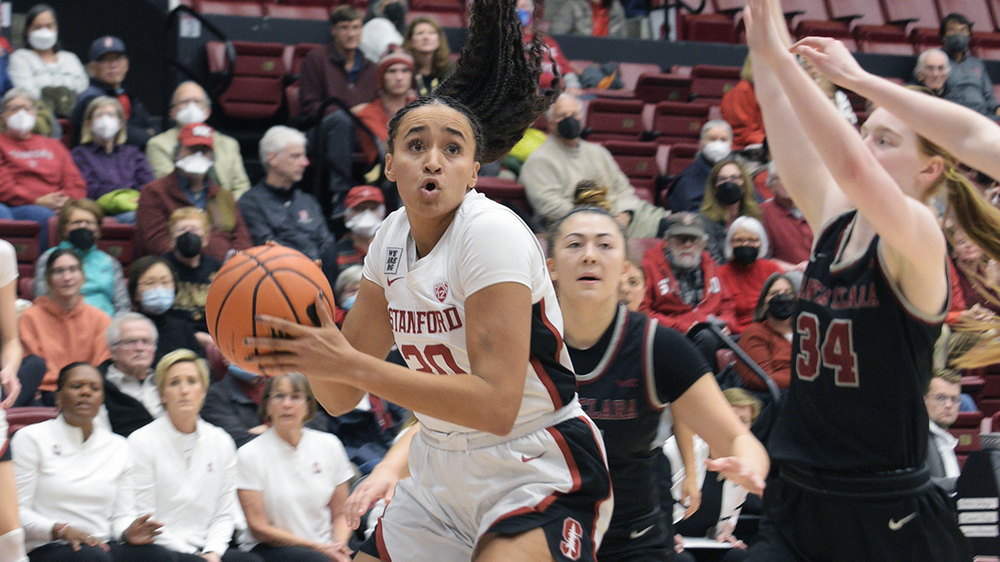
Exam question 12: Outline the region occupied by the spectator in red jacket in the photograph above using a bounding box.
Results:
[760,161,812,271]
[717,216,782,334]
[135,123,251,261]
[640,212,736,335]
[735,272,796,391]
[0,88,86,250]
[720,56,764,150]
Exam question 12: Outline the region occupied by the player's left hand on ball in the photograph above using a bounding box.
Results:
[245,292,357,380]
[705,456,766,496]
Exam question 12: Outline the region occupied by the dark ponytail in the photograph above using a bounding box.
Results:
[386,0,559,164]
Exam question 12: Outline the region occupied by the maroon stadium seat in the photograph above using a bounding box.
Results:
[264,4,329,20]
[194,0,265,16]
[206,40,287,120]
[634,74,692,104]
[474,177,531,215]
[650,101,709,146]
[690,64,741,107]
[585,98,646,143]
[0,219,40,299]
[603,141,661,202]
[6,407,58,438]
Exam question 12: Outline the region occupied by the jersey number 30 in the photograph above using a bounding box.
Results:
[795,312,859,386]
[400,344,466,375]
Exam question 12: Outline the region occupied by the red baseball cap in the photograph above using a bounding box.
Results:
[344,185,384,209]
[178,123,214,149]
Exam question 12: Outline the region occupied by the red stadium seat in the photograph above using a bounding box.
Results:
[603,141,661,203]
[263,3,329,20]
[634,74,692,104]
[689,64,741,107]
[949,427,982,454]
[0,219,40,299]
[664,143,699,176]
[678,12,738,44]
[780,0,832,29]
[474,177,531,214]
[650,101,709,146]
[206,40,287,120]
[6,407,58,437]
[282,0,335,5]
[824,0,885,28]
[585,98,646,143]
[963,375,987,400]
[194,0,265,16]
[97,223,137,269]
[937,0,996,30]
[954,410,985,428]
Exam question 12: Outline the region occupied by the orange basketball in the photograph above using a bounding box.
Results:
[205,245,335,373]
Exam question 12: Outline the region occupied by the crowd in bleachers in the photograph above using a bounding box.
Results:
[1,0,1000,559]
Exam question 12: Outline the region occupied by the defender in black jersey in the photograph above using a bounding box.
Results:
[746,0,978,559]
[548,205,770,562]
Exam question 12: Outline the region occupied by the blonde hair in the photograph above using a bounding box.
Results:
[168,206,211,234]
[573,179,612,211]
[723,387,761,422]
[155,348,210,394]
[79,96,126,146]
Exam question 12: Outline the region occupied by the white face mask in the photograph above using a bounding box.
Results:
[91,115,120,140]
[175,102,207,127]
[6,110,36,134]
[175,152,214,176]
[702,140,732,164]
[345,208,384,238]
[28,28,57,51]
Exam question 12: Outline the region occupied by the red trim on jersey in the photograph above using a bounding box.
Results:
[579,416,612,560]
[538,298,565,359]
[375,519,393,561]
[531,354,565,410]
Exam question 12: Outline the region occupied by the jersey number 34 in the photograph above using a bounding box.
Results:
[795,312,859,387]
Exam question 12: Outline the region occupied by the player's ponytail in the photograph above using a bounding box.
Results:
[573,179,612,211]
[386,0,558,164]
[942,167,1000,266]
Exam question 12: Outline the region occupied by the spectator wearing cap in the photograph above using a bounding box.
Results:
[335,185,385,270]
[146,81,251,200]
[640,212,735,335]
[70,35,156,150]
[941,12,1000,118]
[136,123,252,261]
[0,87,86,251]
[238,126,338,282]
[354,47,417,169]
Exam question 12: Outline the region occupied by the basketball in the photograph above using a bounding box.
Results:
[205,245,335,373]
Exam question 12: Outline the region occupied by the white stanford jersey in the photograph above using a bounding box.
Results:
[363,190,578,437]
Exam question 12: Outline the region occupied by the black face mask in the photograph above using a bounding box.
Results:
[67,228,95,251]
[175,232,202,258]
[732,245,759,266]
[557,116,581,140]
[943,33,970,54]
[767,293,797,320]
[715,181,744,205]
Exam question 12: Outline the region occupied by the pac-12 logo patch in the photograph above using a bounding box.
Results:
[434,281,449,303]
[560,517,583,560]
[385,247,402,275]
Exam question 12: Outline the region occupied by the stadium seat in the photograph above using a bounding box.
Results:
[634,74,692,104]
[206,40,287,120]
[950,426,982,455]
[603,141,661,202]
[855,28,916,55]
[6,406,58,437]
[0,219,40,299]
[263,3,329,20]
[678,11,738,44]
[824,0,886,28]
[794,21,857,51]
[97,223,137,269]
[878,0,940,48]
[584,98,646,143]
[663,143,699,176]
[963,375,987,401]
[282,0,335,5]
[690,65,741,107]
[650,101,709,145]
[194,0,265,16]
[780,0,832,29]
[474,177,531,215]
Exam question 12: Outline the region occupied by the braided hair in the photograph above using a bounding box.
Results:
[386,0,559,164]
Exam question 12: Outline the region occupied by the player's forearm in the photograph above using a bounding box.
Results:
[729,432,770,484]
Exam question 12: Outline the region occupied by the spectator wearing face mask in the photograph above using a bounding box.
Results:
[7,5,88,111]
[0,88,86,251]
[70,96,154,224]
[335,185,385,270]
[520,93,669,237]
[699,157,762,264]
[940,12,1000,118]
[70,36,156,150]
[735,273,797,391]
[158,207,223,337]
[136,123,252,262]
[126,256,206,365]
[668,120,733,213]
[146,82,251,199]
[333,264,362,322]
[32,199,130,317]
[716,217,782,334]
